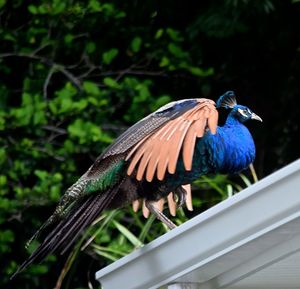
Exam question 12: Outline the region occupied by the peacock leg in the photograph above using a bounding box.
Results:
[145,200,177,229]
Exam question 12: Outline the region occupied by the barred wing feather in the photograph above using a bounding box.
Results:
[126,99,218,182]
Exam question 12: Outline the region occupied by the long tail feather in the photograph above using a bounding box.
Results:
[11,184,120,280]
[25,178,89,249]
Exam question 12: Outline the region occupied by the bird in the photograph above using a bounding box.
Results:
[12,90,262,278]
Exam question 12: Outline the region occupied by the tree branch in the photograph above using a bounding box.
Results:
[0,52,83,92]
[43,67,56,100]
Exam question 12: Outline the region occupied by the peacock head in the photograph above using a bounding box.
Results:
[216,91,262,123]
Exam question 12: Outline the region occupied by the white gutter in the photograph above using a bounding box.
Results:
[96,159,300,289]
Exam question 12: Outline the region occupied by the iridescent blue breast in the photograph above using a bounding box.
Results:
[204,124,256,174]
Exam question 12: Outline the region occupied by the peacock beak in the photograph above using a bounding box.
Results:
[251,112,263,122]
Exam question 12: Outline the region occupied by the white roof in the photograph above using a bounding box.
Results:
[96,159,300,289]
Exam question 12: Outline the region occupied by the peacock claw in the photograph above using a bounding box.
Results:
[174,186,187,208]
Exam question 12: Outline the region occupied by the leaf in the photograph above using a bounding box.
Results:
[37,4,48,14]
[135,83,150,101]
[59,97,73,113]
[64,34,73,44]
[0,148,6,165]
[0,230,14,253]
[189,67,214,77]
[81,210,120,250]
[72,99,88,111]
[0,175,7,186]
[0,0,6,9]
[51,1,66,14]
[138,215,156,243]
[92,244,126,257]
[67,119,86,142]
[103,77,121,89]
[102,3,114,15]
[239,174,252,187]
[92,248,118,262]
[56,83,77,99]
[112,220,143,247]
[68,119,112,144]
[131,37,142,53]
[155,28,164,39]
[102,48,119,64]
[83,81,101,95]
[3,32,15,42]
[0,115,5,131]
[166,28,184,42]
[86,41,96,54]
[168,43,187,58]
[88,0,102,12]
[115,11,126,18]
[63,139,74,153]
[226,184,233,197]
[50,185,60,201]
[33,110,46,125]
[159,56,170,67]
[28,4,38,14]
[34,170,48,180]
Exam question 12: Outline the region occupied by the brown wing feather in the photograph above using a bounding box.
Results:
[208,109,218,134]
[126,99,218,181]
[145,143,161,181]
[156,144,170,181]
[126,142,148,176]
[136,146,153,181]
[167,120,192,174]
[182,122,197,170]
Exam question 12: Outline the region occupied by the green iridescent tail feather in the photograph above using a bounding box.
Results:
[25,159,125,249]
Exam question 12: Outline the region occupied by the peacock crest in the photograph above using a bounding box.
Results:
[216,91,237,109]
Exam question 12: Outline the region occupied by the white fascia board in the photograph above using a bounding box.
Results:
[96,159,300,289]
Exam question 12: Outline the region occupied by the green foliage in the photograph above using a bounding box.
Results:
[1,0,299,288]
[102,48,119,65]
[1,0,215,286]
[130,37,142,53]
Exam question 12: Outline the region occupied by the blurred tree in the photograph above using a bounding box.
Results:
[0,0,299,288]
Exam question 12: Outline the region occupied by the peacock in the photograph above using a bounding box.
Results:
[12,91,262,278]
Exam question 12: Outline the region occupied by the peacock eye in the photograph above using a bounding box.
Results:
[237,108,248,117]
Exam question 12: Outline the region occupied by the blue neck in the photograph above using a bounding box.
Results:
[224,114,242,126]
[203,115,256,174]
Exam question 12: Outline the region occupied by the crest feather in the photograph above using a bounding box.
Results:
[216,91,237,109]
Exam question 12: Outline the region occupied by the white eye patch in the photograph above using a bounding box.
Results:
[238,108,248,117]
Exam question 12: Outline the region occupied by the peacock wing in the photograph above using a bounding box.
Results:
[100,99,203,158]
[87,99,211,177]
[126,99,218,181]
